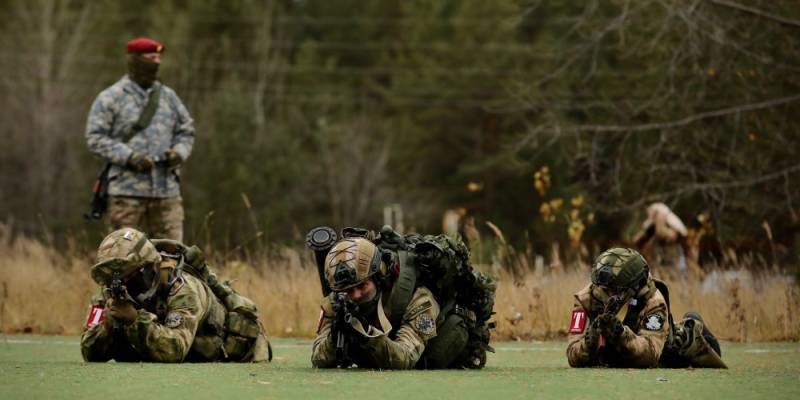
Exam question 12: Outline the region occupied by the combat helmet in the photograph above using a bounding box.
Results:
[324,238,383,292]
[591,247,649,291]
[90,228,161,286]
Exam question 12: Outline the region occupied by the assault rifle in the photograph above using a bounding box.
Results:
[603,293,628,317]
[84,164,112,220]
[596,291,631,348]
[103,272,142,331]
[84,157,170,220]
[105,273,128,331]
[330,292,363,367]
[108,276,127,302]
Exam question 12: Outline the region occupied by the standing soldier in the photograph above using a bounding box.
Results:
[566,248,725,368]
[81,228,271,362]
[86,38,194,241]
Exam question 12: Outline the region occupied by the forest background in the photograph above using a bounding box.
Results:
[1,0,798,263]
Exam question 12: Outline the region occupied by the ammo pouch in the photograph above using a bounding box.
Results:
[207,273,267,361]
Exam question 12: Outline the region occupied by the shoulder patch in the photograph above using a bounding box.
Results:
[568,310,587,333]
[414,314,435,335]
[406,300,433,320]
[644,313,664,331]
[164,312,183,328]
[85,305,106,328]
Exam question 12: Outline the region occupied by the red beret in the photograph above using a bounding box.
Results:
[126,38,165,54]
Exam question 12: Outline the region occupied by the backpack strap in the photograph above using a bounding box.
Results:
[386,249,416,329]
[653,278,676,345]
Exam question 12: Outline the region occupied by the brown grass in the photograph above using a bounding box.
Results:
[0,226,797,341]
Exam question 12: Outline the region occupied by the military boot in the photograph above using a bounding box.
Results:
[683,311,721,357]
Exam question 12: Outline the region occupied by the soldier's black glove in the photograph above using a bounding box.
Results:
[106,299,138,326]
[584,318,601,352]
[596,313,624,343]
[163,149,182,170]
[128,152,155,172]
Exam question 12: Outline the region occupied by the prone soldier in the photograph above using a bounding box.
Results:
[309,226,496,369]
[80,228,271,363]
[566,247,725,368]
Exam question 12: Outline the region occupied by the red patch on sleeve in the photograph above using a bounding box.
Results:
[86,305,105,328]
[316,307,325,333]
[391,261,400,278]
[568,310,587,333]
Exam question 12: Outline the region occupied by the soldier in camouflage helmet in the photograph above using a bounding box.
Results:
[566,248,725,368]
[85,38,194,241]
[311,228,495,370]
[80,228,271,363]
[311,237,441,369]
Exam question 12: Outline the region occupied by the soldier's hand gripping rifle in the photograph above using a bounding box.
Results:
[103,273,139,331]
[330,292,366,367]
[591,291,631,349]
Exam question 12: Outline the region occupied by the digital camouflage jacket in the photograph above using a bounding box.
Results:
[85,75,194,198]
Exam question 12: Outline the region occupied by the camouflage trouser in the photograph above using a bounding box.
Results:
[107,195,184,241]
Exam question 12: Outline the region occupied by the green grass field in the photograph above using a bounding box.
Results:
[0,336,798,400]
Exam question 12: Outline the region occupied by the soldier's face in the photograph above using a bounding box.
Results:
[345,279,377,304]
[141,52,161,64]
[124,264,156,296]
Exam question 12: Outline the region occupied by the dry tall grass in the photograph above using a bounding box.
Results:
[491,266,800,341]
[0,227,797,341]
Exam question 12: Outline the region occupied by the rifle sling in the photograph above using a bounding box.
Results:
[126,84,162,142]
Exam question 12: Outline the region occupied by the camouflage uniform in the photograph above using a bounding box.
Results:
[308,231,494,370]
[80,229,270,363]
[566,248,725,369]
[86,75,194,241]
[312,286,440,369]
[566,280,670,368]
